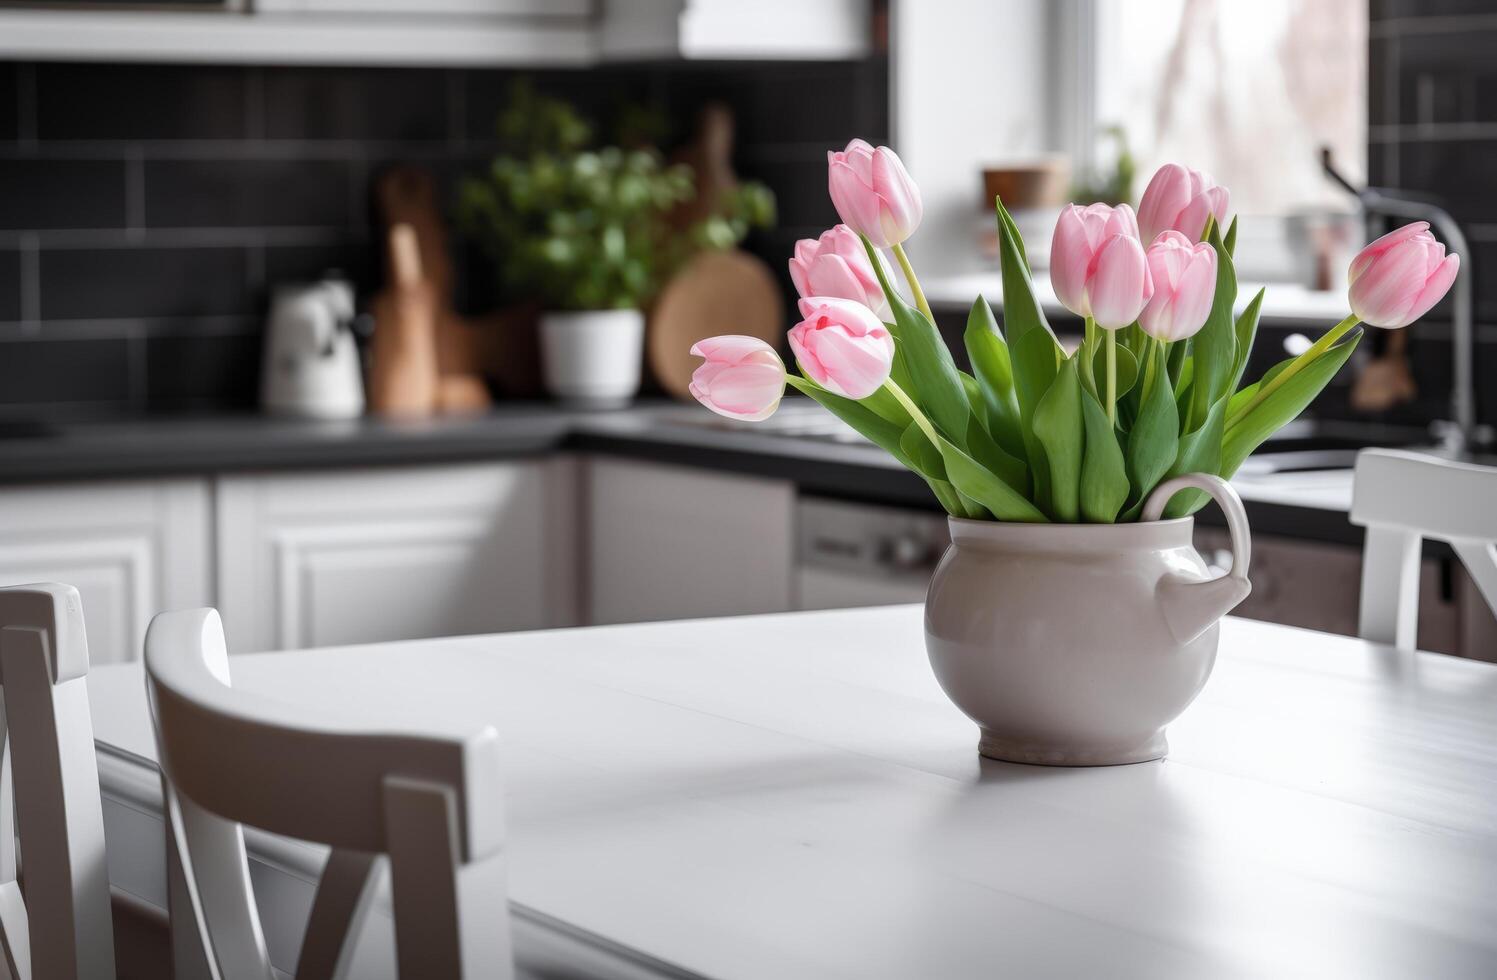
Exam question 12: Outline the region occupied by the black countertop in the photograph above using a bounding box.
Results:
[0,400,1427,548]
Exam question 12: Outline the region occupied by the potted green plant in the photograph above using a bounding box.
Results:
[460,84,772,405]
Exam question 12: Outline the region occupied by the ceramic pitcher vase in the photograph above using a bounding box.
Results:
[924,473,1253,767]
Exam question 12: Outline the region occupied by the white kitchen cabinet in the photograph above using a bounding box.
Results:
[216,458,579,653]
[586,457,794,625]
[0,478,211,665]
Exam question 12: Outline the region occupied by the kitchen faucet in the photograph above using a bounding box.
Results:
[1322,148,1485,456]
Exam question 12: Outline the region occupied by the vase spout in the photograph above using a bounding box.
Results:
[1157,572,1251,645]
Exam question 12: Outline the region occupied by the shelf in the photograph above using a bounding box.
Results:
[0,10,594,67]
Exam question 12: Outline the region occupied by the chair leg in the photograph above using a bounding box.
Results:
[1359,527,1421,649]
[0,732,31,980]
[1,628,115,980]
[383,777,512,980]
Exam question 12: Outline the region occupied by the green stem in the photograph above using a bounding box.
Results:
[883,378,940,448]
[891,242,935,324]
[1140,335,1159,401]
[1225,313,1360,431]
[1105,328,1118,428]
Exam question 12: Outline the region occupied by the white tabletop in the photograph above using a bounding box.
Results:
[88,608,1497,980]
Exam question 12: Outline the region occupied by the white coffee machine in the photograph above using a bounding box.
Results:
[260,278,365,419]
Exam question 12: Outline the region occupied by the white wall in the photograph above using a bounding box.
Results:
[890,0,1058,277]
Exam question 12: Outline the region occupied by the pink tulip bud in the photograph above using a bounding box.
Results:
[827,139,923,249]
[789,296,896,400]
[688,335,787,422]
[789,224,891,318]
[1140,231,1218,342]
[1138,164,1231,243]
[1049,203,1154,330]
[1347,221,1460,329]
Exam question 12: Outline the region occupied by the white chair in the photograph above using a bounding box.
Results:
[0,583,116,980]
[1350,448,1497,651]
[144,607,512,980]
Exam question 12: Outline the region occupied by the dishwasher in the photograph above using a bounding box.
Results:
[794,496,951,610]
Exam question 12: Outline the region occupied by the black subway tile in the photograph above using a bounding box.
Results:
[263,67,447,141]
[1393,28,1497,125]
[1396,140,1497,223]
[36,63,248,141]
[0,64,18,141]
[0,159,126,230]
[145,333,260,409]
[0,250,20,323]
[1372,1,1497,19]
[39,246,252,320]
[263,242,373,293]
[0,338,130,405]
[143,159,351,228]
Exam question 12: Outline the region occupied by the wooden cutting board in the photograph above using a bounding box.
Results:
[649,248,784,399]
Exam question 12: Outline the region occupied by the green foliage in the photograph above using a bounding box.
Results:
[458,81,774,312]
[776,194,1362,523]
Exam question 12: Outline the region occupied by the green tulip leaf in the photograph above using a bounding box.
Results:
[859,236,972,446]
[1229,287,1265,394]
[933,430,1048,523]
[1091,340,1140,402]
[1079,385,1129,523]
[1161,394,1228,518]
[994,195,1063,425]
[1125,342,1181,511]
[786,375,914,469]
[1186,218,1238,431]
[1032,355,1084,522]
[1221,329,1363,478]
[899,422,983,518]
[963,296,1028,463]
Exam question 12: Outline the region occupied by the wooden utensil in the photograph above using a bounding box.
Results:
[369,167,499,414]
[649,249,784,400]
[650,103,784,398]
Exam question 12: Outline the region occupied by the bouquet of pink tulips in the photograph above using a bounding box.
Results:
[689,140,1460,523]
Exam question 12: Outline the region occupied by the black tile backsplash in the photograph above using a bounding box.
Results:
[0,250,19,323]
[40,246,253,320]
[0,338,130,406]
[144,158,354,229]
[0,159,126,230]
[0,58,886,415]
[262,67,449,142]
[1368,6,1497,431]
[35,63,250,141]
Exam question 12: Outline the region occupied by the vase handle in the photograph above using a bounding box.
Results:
[1143,474,1252,644]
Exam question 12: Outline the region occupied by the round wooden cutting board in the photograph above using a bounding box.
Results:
[649,248,785,400]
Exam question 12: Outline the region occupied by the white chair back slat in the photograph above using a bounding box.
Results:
[0,584,116,980]
[1351,449,1497,650]
[145,608,513,980]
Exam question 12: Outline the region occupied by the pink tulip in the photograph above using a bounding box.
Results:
[1049,203,1154,329]
[688,336,787,422]
[789,297,895,400]
[827,139,922,249]
[789,224,890,318]
[1347,221,1460,328]
[1137,164,1231,243]
[1140,231,1217,341]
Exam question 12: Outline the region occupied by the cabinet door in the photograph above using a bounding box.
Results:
[0,479,212,665]
[587,458,794,625]
[216,459,578,653]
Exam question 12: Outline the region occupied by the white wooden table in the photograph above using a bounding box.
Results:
[87,608,1497,979]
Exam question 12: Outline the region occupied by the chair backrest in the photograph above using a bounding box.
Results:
[144,608,512,980]
[0,583,116,980]
[1350,448,1497,650]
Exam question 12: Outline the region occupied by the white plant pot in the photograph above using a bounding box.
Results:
[539,309,645,407]
[924,474,1253,766]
